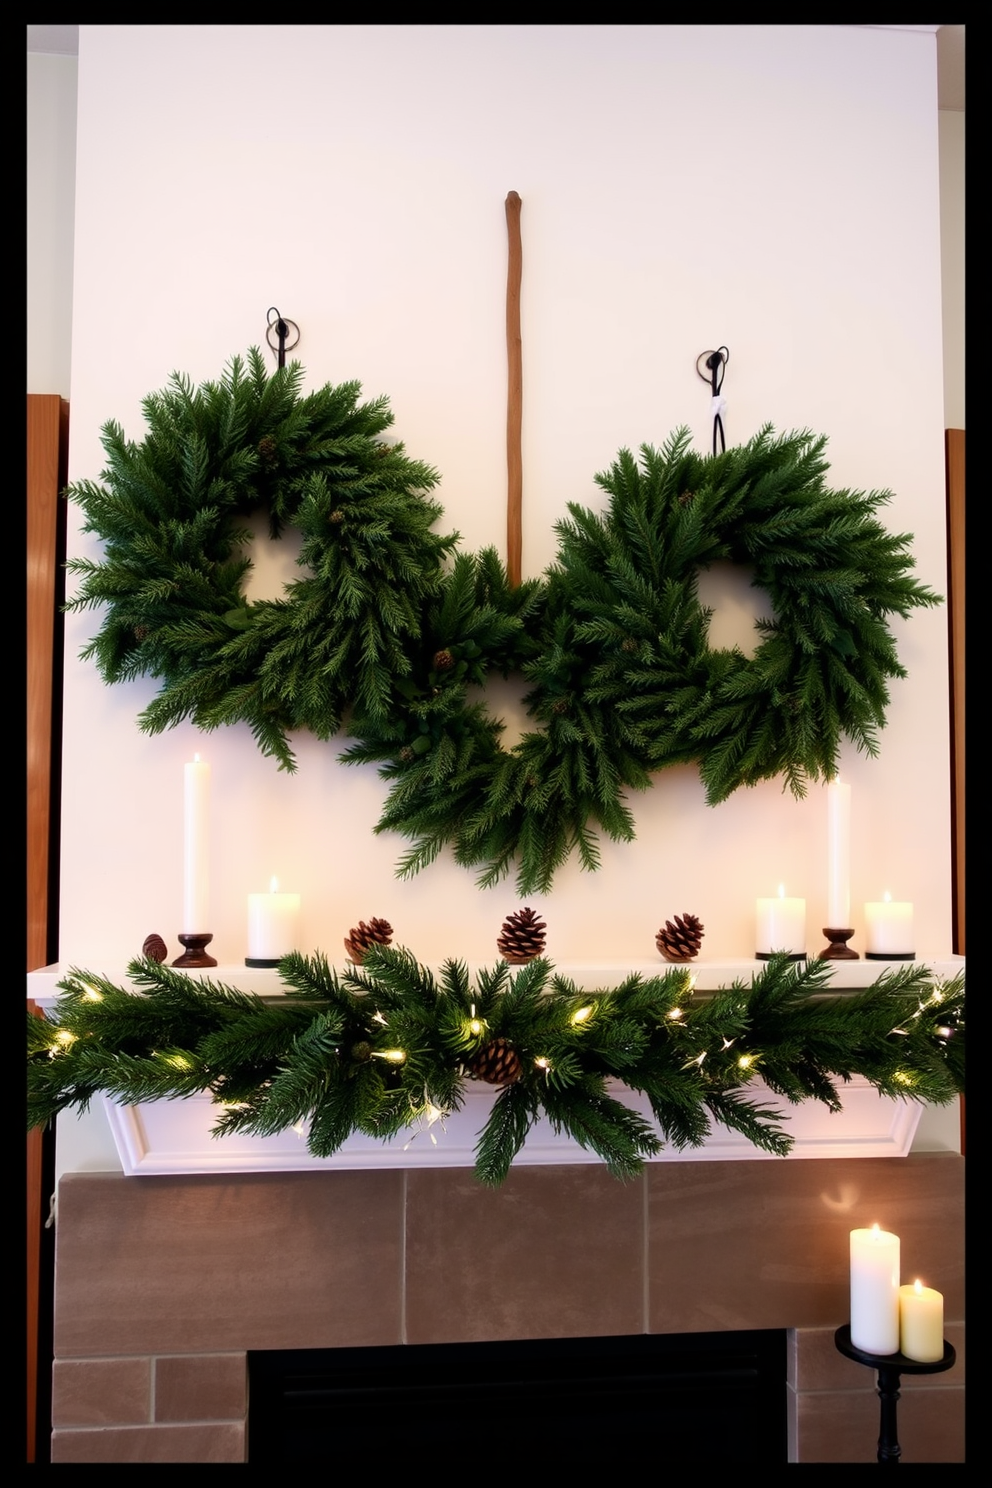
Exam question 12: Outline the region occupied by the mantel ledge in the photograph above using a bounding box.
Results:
[26,955,965,1008]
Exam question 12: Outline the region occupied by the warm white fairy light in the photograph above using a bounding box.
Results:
[570,1005,593,1025]
[371,1048,407,1065]
[738,1054,754,1070]
[667,1007,684,1021]
[534,1056,551,1073]
[403,1087,448,1150]
[55,1030,76,1047]
[468,1004,484,1036]
[82,983,103,1001]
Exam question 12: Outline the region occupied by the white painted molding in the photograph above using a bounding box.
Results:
[101,1075,923,1177]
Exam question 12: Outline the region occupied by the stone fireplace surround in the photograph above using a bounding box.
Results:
[50,1153,964,1463]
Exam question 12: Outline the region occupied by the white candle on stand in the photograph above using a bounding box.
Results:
[756,885,806,958]
[826,779,851,927]
[182,754,210,933]
[247,877,301,965]
[864,894,915,958]
[899,1280,944,1362]
[850,1225,900,1354]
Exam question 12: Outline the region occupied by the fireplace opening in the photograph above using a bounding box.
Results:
[248,1330,788,1463]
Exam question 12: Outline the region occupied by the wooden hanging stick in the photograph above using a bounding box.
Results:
[505,190,523,588]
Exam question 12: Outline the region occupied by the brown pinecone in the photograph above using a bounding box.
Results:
[497,906,547,964]
[257,435,277,466]
[433,648,455,671]
[142,933,168,963]
[655,913,704,962]
[329,509,345,524]
[466,1036,522,1085]
[344,918,393,964]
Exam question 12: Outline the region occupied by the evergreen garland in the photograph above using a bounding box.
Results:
[66,354,939,892]
[28,950,964,1187]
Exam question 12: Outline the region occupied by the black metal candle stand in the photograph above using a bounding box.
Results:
[834,1323,956,1464]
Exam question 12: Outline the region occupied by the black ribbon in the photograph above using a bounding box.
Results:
[266,307,300,368]
[696,346,729,455]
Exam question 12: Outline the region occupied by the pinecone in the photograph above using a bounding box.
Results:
[133,625,149,641]
[344,917,393,964]
[329,509,345,524]
[433,648,455,671]
[655,913,704,962]
[497,907,547,964]
[142,933,168,963]
[467,1036,522,1085]
[257,435,277,467]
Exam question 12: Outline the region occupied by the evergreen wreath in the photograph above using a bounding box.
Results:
[66,352,940,894]
[28,950,964,1187]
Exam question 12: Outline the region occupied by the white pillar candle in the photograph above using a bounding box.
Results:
[182,755,210,933]
[756,885,806,957]
[864,894,915,958]
[899,1280,944,1363]
[826,779,851,927]
[247,877,301,965]
[850,1225,900,1354]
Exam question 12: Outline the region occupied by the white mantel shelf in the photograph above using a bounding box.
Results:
[27,956,964,1178]
[25,955,964,1007]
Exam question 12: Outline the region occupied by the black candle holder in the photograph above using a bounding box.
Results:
[834,1323,956,1464]
[819,927,859,960]
[171,933,218,968]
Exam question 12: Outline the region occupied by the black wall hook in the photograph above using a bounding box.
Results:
[266,307,300,368]
[696,346,729,454]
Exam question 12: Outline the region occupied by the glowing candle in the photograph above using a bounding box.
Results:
[850,1225,900,1354]
[864,894,915,959]
[182,755,210,933]
[246,877,301,966]
[826,779,851,927]
[756,885,806,958]
[899,1280,944,1362]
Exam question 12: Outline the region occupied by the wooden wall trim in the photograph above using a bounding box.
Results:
[27,393,67,1463]
[945,429,965,958]
[27,394,65,973]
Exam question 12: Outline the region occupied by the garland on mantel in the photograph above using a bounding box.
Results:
[27,951,964,1186]
[64,351,940,895]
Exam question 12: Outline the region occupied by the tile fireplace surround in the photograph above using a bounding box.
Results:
[50,1153,964,1463]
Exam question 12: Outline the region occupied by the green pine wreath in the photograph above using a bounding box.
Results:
[66,351,940,894]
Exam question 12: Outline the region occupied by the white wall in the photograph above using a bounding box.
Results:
[32,25,963,1166]
[27,53,77,395]
[939,110,965,429]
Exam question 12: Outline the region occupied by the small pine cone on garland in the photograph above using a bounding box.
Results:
[497,906,547,964]
[467,1036,522,1085]
[344,917,393,965]
[433,648,455,671]
[655,913,704,962]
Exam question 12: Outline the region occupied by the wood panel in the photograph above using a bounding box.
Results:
[27,394,65,971]
[27,393,67,1463]
[945,430,964,956]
